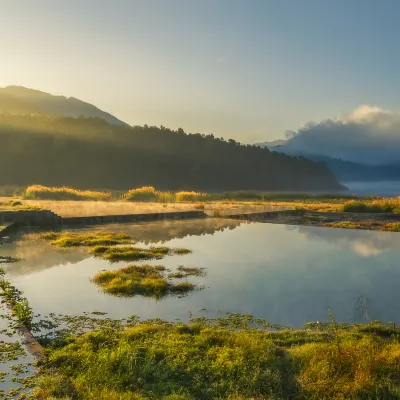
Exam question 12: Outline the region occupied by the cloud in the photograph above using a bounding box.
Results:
[283,105,400,164]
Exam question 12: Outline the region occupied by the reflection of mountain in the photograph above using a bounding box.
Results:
[1,239,89,275]
[289,225,400,257]
[1,219,243,275]
[89,218,244,244]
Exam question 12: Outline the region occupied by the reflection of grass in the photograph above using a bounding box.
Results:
[92,264,196,298]
[34,314,400,400]
[324,220,400,232]
[39,231,133,247]
[89,245,191,261]
[168,265,206,279]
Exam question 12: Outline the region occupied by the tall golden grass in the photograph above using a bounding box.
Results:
[24,185,112,201]
[123,186,208,202]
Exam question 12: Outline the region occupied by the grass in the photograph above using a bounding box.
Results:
[324,220,400,232]
[92,264,198,298]
[89,245,192,261]
[0,267,33,329]
[38,231,133,247]
[24,185,112,201]
[33,314,400,400]
[123,187,209,202]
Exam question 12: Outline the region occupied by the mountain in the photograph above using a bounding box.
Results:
[257,142,400,182]
[0,114,343,192]
[0,86,127,126]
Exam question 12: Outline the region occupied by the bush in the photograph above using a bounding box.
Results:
[123,186,158,202]
[24,185,111,201]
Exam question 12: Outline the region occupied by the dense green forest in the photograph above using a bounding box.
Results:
[0,115,342,191]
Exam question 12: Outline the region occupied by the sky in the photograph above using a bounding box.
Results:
[2,0,400,143]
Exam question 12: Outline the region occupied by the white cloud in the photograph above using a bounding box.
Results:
[283,105,400,164]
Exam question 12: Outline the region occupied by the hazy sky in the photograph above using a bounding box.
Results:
[2,0,400,143]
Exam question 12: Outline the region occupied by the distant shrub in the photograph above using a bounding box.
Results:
[342,200,395,213]
[123,186,157,202]
[175,191,209,202]
[24,185,111,201]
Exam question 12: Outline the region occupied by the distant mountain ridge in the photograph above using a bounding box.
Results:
[256,140,400,182]
[0,86,127,126]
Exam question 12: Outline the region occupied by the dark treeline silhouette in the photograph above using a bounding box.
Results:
[0,115,342,191]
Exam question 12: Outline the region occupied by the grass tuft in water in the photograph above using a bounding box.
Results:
[89,245,191,261]
[92,264,197,298]
[39,231,133,247]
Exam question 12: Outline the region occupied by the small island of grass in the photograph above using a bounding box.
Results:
[92,264,200,298]
[39,231,133,247]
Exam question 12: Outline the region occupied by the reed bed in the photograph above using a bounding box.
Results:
[24,185,112,201]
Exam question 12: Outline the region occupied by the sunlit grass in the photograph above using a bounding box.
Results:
[24,185,111,201]
[38,231,133,247]
[89,245,191,261]
[33,314,400,400]
[92,264,197,298]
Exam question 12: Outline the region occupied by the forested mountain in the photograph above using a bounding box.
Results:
[0,115,343,191]
[0,86,126,125]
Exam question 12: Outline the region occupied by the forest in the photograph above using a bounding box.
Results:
[0,115,342,191]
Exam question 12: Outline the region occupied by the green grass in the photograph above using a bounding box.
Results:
[0,267,33,329]
[39,231,133,247]
[33,314,400,400]
[89,245,191,262]
[92,264,197,298]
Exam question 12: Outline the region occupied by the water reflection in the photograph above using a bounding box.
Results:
[2,221,400,327]
[0,218,243,276]
[290,225,400,257]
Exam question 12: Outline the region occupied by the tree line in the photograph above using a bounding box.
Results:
[0,115,342,191]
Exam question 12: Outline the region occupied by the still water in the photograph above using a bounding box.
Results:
[2,218,400,327]
[344,180,400,197]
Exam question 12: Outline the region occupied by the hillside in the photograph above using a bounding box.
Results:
[0,115,343,191]
[0,86,127,126]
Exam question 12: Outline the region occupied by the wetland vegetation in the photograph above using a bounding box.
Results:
[30,313,400,400]
[92,264,201,298]
[37,231,192,262]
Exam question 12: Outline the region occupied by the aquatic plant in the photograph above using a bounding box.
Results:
[89,245,191,261]
[39,231,133,247]
[92,264,196,298]
[0,268,33,329]
[24,185,112,201]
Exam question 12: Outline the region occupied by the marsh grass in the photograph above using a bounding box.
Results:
[39,231,133,247]
[89,245,191,261]
[0,267,33,329]
[92,264,197,298]
[33,313,400,400]
[324,220,400,231]
[24,185,112,201]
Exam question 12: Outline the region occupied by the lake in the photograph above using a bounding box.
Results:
[344,180,400,197]
[2,218,400,327]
